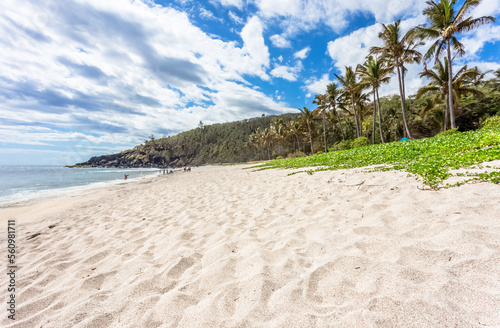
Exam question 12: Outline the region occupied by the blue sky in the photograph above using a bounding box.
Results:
[1,0,499,165]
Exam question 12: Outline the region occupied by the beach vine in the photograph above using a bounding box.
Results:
[255,126,500,189]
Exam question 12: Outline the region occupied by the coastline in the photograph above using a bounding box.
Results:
[1,164,499,327]
[0,171,161,224]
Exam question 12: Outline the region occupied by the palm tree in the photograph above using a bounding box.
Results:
[288,119,303,152]
[370,20,423,139]
[356,56,392,144]
[417,57,483,130]
[335,67,362,137]
[273,118,289,155]
[298,107,316,154]
[417,0,495,129]
[326,82,346,141]
[313,94,329,152]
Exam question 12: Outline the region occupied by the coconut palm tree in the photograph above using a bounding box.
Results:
[288,119,303,152]
[298,107,316,154]
[335,67,362,137]
[416,0,495,129]
[326,82,346,141]
[370,20,423,139]
[313,94,329,152]
[356,56,392,144]
[417,57,483,130]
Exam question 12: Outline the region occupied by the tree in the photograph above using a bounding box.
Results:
[417,0,495,129]
[370,20,423,139]
[335,67,362,137]
[417,57,483,130]
[356,56,392,144]
[326,82,346,141]
[298,107,316,154]
[313,94,329,152]
[288,119,303,152]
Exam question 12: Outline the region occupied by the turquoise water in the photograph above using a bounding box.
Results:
[0,166,160,204]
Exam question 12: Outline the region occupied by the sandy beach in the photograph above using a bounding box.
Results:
[1,164,499,327]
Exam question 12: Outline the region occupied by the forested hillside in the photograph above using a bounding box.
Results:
[72,113,299,168]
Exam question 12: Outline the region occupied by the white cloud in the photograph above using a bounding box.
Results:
[303,74,333,95]
[199,7,222,22]
[270,61,303,81]
[471,0,500,17]
[228,10,243,24]
[294,46,310,59]
[462,61,500,79]
[460,24,500,59]
[327,24,382,70]
[270,34,292,48]
[254,0,427,37]
[214,0,244,10]
[240,16,270,78]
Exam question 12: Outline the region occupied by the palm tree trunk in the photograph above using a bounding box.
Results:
[322,113,327,152]
[396,64,412,139]
[335,105,346,141]
[307,124,314,155]
[372,90,376,144]
[376,89,385,143]
[266,143,270,160]
[446,40,456,129]
[444,94,449,131]
[351,94,361,138]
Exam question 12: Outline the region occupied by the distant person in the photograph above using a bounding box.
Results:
[187,167,191,172]
[124,174,129,180]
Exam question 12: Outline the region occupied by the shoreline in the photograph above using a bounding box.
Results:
[1,164,499,327]
[0,170,162,224]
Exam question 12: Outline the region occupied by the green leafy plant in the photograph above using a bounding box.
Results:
[330,140,352,151]
[255,126,500,188]
[353,137,369,148]
[483,116,500,129]
[435,128,459,138]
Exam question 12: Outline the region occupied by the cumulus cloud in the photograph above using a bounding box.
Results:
[241,16,270,78]
[214,0,244,10]
[270,61,303,81]
[460,24,500,59]
[270,34,292,48]
[253,0,427,37]
[303,74,333,96]
[327,24,383,70]
[294,46,310,59]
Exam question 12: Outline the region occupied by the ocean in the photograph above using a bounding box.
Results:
[0,165,161,205]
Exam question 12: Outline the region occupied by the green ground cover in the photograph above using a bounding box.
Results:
[255,126,500,189]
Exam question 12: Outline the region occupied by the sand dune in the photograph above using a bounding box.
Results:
[1,164,499,327]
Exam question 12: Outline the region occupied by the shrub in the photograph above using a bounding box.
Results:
[286,150,306,158]
[275,156,284,160]
[315,151,324,155]
[330,140,352,151]
[435,128,459,138]
[482,116,500,129]
[353,137,369,148]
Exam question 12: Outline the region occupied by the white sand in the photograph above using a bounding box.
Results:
[1,164,499,327]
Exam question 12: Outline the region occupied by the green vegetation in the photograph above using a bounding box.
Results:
[255,126,500,189]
